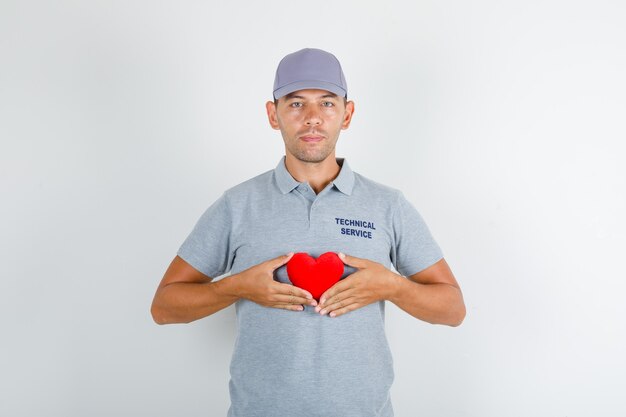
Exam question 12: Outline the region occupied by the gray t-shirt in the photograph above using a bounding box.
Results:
[177,156,443,417]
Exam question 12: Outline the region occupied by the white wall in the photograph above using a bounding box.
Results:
[2,1,625,416]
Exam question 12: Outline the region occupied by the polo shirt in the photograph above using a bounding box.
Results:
[177,155,443,417]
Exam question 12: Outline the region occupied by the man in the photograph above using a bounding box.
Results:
[151,48,465,417]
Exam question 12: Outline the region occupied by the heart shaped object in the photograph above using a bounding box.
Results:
[286,252,345,301]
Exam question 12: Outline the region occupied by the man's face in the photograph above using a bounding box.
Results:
[266,89,355,163]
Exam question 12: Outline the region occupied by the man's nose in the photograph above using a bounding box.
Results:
[304,107,322,125]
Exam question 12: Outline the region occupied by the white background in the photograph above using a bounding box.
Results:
[2,1,625,416]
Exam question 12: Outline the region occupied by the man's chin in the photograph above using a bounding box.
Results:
[294,153,332,164]
[286,147,332,163]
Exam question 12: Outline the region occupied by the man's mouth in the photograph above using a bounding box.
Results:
[300,135,324,142]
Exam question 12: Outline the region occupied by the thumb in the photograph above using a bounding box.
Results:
[269,252,294,271]
[337,252,367,269]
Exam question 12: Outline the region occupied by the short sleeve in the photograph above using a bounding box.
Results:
[390,191,444,277]
[176,192,235,278]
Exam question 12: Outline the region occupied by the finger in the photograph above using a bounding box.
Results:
[319,297,358,316]
[273,293,317,306]
[337,252,368,269]
[272,303,305,312]
[268,252,295,271]
[275,282,314,301]
[320,288,356,309]
[326,301,361,318]
[319,278,352,306]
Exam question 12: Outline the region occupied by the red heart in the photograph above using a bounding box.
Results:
[286,252,344,301]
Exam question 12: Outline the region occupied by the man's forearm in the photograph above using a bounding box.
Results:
[151,274,242,325]
[387,273,466,327]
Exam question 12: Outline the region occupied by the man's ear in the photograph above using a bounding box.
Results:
[341,100,355,130]
[266,100,280,130]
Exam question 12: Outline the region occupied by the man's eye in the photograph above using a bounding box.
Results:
[291,102,303,108]
[322,101,334,107]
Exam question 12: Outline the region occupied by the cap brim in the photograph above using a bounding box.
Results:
[274,80,347,100]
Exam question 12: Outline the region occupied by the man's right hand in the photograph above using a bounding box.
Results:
[234,252,318,311]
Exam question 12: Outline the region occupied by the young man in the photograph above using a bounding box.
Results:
[151,48,465,417]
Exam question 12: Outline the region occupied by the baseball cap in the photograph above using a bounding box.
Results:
[273,48,347,100]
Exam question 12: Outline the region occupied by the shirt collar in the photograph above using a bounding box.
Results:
[274,155,355,196]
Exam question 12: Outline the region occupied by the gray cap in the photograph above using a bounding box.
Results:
[273,48,347,100]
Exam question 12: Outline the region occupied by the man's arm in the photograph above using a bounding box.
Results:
[316,254,465,327]
[150,254,317,325]
[387,258,466,327]
[150,256,240,324]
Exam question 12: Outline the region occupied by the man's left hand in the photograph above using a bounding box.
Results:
[315,252,398,318]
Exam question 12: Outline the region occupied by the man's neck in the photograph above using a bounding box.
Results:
[284,153,342,195]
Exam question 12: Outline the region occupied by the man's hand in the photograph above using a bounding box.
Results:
[315,252,398,318]
[235,253,319,311]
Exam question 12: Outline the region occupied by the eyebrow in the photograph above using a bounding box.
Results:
[284,92,338,100]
